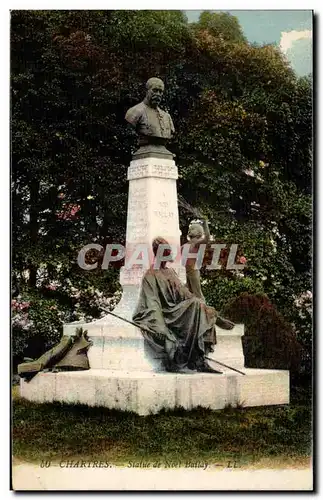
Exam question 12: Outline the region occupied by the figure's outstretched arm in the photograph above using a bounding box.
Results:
[203,219,210,242]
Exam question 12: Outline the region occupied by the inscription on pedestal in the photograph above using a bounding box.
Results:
[127,164,149,180]
[127,183,149,241]
[120,266,146,285]
[127,162,178,180]
[128,224,149,241]
[151,164,178,178]
[153,210,175,218]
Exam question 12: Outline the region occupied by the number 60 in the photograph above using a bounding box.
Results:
[40,460,51,468]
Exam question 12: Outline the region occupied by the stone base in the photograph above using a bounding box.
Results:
[20,368,289,416]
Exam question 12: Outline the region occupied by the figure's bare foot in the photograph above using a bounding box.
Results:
[166,365,197,374]
[216,316,235,330]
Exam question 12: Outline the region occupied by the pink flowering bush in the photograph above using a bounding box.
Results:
[12,272,122,367]
[73,287,122,321]
[292,290,312,360]
[12,294,66,363]
[11,299,31,311]
[12,297,34,361]
[56,203,81,221]
[46,284,57,291]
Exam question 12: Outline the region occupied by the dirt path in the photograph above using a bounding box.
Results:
[12,462,313,491]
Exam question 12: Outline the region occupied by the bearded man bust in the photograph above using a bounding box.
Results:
[125,77,175,147]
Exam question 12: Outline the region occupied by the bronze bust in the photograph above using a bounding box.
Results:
[125,77,175,149]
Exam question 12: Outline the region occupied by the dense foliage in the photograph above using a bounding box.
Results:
[11,10,312,373]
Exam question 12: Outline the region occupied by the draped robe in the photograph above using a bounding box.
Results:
[132,267,217,370]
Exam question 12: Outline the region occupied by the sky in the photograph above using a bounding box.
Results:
[185,10,313,76]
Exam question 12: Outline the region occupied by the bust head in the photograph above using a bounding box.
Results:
[145,77,165,109]
[125,77,174,153]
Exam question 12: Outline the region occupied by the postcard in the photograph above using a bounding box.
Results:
[11,9,313,491]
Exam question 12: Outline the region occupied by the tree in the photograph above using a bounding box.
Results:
[193,11,247,44]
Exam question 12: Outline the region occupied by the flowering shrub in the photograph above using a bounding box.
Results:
[56,203,81,220]
[12,278,122,367]
[11,299,31,312]
[294,290,312,313]
[71,286,122,322]
[291,290,312,367]
[12,293,67,364]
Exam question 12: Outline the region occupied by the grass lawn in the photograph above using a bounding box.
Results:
[12,385,312,469]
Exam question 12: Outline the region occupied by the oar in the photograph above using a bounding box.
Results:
[102,309,245,375]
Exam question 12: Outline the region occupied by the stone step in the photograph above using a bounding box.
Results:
[20,368,289,416]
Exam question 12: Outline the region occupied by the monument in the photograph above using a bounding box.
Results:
[20,77,290,415]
